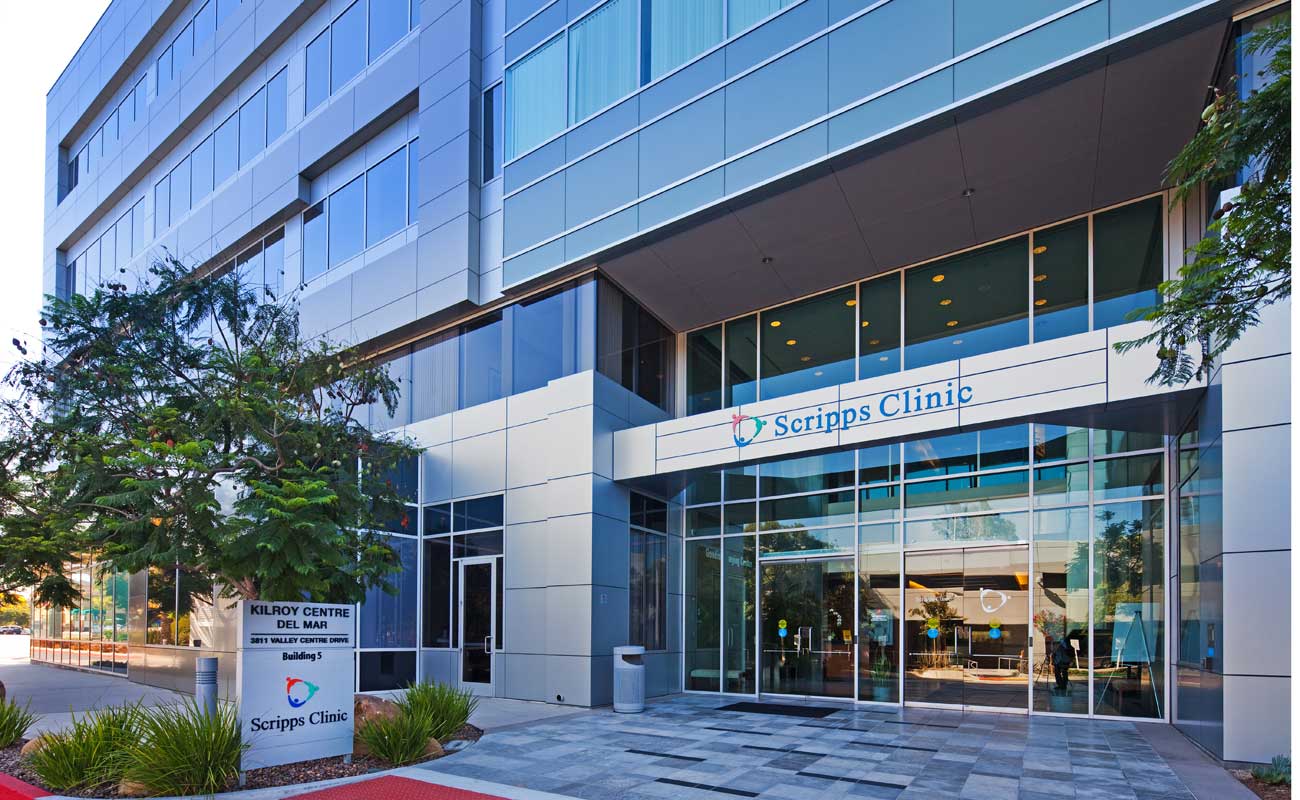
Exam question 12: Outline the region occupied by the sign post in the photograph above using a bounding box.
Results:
[236,600,356,771]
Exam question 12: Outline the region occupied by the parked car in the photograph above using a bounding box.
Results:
[0,626,21,635]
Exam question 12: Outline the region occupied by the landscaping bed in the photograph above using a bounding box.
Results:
[1232,769,1291,800]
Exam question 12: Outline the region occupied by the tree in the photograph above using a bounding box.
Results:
[1115,18,1290,385]
[0,255,419,607]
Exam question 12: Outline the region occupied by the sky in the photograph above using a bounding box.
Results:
[0,2,110,383]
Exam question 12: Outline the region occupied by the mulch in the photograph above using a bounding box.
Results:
[0,724,484,798]
[1231,770,1291,800]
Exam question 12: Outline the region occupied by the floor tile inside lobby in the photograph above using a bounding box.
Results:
[419,694,1220,800]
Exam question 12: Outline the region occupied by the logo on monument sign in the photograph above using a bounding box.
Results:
[285,677,320,708]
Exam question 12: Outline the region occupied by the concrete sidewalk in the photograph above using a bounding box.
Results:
[0,637,189,735]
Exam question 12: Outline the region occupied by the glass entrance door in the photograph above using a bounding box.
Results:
[459,557,496,696]
[759,557,854,699]
[904,545,1030,710]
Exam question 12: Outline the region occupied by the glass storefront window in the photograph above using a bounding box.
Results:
[1032,219,1090,342]
[145,567,176,645]
[360,535,419,648]
[903,511,1030,547]
[759,490,855,530]
[858,273,901,379]
[723,464,757,500]
[1034,462,1089,507]
[1094,453,1164,501]
[1093,197,1163,329]
[859,443,899,485]
[722,536,756,693]
[686,506,721,537]
[760,287,856,401]
[1094,428,1164,456]
[1092,500,1165,718]
[422,536,451,647]
[758,450,854,497]
[685,539,722,690]
[759,526,855,557]
[723,501,756,534]
[858,485,900,522]
[905,237,1029,369]
[1034,424,1090,463]
[904,470,1030,517]
[725,315,758,406]
[1033,507,1090,713]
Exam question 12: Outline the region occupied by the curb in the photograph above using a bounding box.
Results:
[0,773,51,800]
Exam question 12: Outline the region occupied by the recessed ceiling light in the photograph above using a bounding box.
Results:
[1034,274,1048,282]
[868,339,880,346]
[1032,245,1048,255]
[800,355,811,362]
[931,274,945,283]
[879,356,889,362]
[786,339,797,346]
[769,320,782,327]
[845,299,857,307]
[1034,298,1048,306]
[946,320,959,327]
[861,320,870,328]
[953,339,964,345]
[814,370,823,377]
[939,298,952,306]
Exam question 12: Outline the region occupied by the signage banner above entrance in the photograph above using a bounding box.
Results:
[613,322,1199,480]
[236,601,356,771]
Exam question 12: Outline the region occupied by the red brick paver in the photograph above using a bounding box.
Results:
[288,775,506,800]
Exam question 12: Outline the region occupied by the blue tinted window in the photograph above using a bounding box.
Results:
[156,46,173,94]
[407,138,418,224]
[366,147,407,246]
[154,177,170,236]
[173,23,194,77]
[512,280,595,394]
[131,198,146,256]
[410,0,420,27]
[759,287,856,401]
[331,1,366,92]
[728,0,794,34]
[214,114,238,184]
[483,84,502,181]
[1093,197,1162,329]
[1032,218,1089,341]
[859,272,901,379]
[359,535,418,648]
[568,0,638,124]
[302,202,327,280]
[238,86,266,167]
[306,30,329,112]
[410,328,458,421]
[193,1,216,49]
[328,176,364,266]
[190,135,214,202]
[262,228,285,299]
[169,156,190,222]
[505,34,566,158]
[266,69,287,143]
[459,312,504,408]
[115,212,132,267]
[647,0,722,80]
[369,0,408,60]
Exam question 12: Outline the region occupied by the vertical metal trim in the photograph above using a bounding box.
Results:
[853,281,862,380]
[1027,232,1036,344]
[898,267,907,371]
[1087,214,1095,332]
[1027,424,1036,712]
[1087,428,1095,716]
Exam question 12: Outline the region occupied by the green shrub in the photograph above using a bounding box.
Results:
[27,704,140,792]
[398,681,478,742]
[0,698,37,748]
[121,701,245,796]
[1251,755,1291,786]
[356,710,434,766]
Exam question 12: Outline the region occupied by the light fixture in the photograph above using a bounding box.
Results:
[1032,245,1048,255]
[1034,298,1047,307]
[931,274,945,283]
[879,355,889,362]
[814,370,824,377]
[868,339,880,346]
[861,320,870,328]
[939,298,952,306]
[786,339,797,346]
[946,320,959,327]
[800,355,811,362]
[1034,274,1048,282]
[845,299,857,307]
[769,320,782,328]
[953,339,964,345]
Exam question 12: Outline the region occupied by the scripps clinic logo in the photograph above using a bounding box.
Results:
[731,412,766,447]
[285,677,320,708]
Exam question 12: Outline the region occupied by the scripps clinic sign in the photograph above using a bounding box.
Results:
[236,600,355,770]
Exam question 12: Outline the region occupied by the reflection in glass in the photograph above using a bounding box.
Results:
[422,537,451,647]
[1033,508,1090,713]
[366,147,408,246]
[1094,454,1164,501]
[760,557,854,698]
[904,511,1029,547]
[238,87,266,168]
[759,490,855,530]
[685,539,722,690]
[327,177,364,267]
[331,0,367,92]
[725,315,758,406]
[1034,462,1089,507]
[760,287,856,400]
[1034,424,1089,463]
[360,535,418,648]
[723,536,756,693]
[1093,500,1164,718]
[759,450,854,496]
[1032,219,1089,341]
[759,526,855,557]
[858,272,901,378]
[905,237,1029,368]
[459,311,504,408]
[904,470,1029,516]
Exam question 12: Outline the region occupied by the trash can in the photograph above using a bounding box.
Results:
[613,645,646,713]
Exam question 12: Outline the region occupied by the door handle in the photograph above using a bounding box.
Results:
[484,635,493,653]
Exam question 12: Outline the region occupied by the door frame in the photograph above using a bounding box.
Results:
[457,555,497,696]
[902,543,1032,714]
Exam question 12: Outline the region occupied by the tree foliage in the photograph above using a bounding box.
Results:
[1115,18,1290,384]
[0,256,418,607]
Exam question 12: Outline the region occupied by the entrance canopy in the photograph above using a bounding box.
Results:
[592,17,1226,332]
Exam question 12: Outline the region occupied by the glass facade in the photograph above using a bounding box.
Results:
[30,560,129,674]
[685,196,1165,406]
[683,423,1168,718]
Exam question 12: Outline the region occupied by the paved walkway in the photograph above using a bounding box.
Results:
[0,637,189,735]
[418,694,1254,800]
